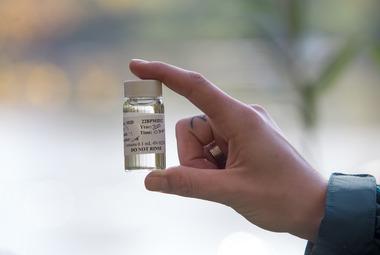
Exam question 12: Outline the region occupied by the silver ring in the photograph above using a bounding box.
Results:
[209,144,223,160]
[204,141,226,168]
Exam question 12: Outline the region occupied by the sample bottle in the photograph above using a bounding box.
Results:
[123,80,166,171]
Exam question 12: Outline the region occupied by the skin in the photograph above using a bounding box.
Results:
[129,59,327,242]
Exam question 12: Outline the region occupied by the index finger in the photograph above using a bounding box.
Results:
[129,59,242,130]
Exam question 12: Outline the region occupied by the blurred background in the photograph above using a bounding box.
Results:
[0,0,379,254]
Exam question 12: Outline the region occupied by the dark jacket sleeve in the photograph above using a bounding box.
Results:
[304,173,380,255]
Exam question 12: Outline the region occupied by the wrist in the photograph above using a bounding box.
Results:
[291,176,328,242]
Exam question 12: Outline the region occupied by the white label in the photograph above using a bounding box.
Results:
[123,112,165,155]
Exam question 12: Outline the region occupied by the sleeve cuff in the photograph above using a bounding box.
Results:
[305,173,377,255]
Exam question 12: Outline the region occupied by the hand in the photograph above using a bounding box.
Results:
[129,59,327,242]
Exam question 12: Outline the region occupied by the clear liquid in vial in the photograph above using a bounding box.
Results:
[123,97,165,170]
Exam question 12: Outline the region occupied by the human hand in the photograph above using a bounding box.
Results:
[129,59,327,242]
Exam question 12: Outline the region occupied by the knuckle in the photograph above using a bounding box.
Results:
[242,105,264,126]
[187,71,206,83]
[249,104,276,126]
[250,104,267,114]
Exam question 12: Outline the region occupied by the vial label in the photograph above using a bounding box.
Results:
[123,112,165,155]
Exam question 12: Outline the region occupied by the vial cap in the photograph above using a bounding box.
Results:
[124,80,162,97]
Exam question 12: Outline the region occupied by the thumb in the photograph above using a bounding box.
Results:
[144,166,230,204]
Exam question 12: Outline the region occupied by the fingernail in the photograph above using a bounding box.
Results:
[131,59,149,64]
[145,170,169,192]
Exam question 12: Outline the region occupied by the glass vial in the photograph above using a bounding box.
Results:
[123,80,166,171]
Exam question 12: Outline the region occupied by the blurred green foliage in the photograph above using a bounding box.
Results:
[301,41,357,128]
[130,0,373,129]
[235,0,361,129]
